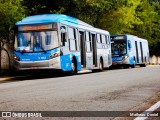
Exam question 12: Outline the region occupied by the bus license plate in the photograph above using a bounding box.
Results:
[30,67,38,69]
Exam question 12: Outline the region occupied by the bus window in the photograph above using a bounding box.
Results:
[111,40,127,55]
[101,35,106,44]
[68,27,77,51]
[34,35,42,51]
[97,34,101,43]
[46,35,51,45]
[86,32,91,52]
[14,31,58,52]
[89,33,92,51]
[16,33,33,51]
[105,35,110,44]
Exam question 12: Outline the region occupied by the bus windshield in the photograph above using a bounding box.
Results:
[14,31,59,52]
[111,40,127,56]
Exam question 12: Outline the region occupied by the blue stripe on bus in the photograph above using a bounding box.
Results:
[129,57,134,65]
[60,54,81,71]
[14,48,59,61]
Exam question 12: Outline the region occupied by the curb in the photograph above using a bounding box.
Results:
[148,65,160,67]
[78,70,92,73]
[0,77,13,81]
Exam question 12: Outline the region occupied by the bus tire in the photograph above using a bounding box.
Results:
[71,58,77,75]
[130,64,135,68]
[123,64,130,69]
[99,59,103,72]
[140,64,146,67]
[92,69,97,73]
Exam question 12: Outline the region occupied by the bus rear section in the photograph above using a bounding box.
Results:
[111,34,150,68]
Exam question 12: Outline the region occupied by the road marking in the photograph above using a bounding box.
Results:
[134,101,160,120]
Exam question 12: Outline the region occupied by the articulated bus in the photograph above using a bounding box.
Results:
[13,14,112,74]
[111,34,150,68]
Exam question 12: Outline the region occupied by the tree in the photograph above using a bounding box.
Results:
[0,0,26,41]
[98,0,142,34]
[12,0,160,56]
[134,0,160,56]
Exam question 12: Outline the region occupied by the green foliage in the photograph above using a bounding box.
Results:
[0,0,26,41]
[0,0,160,56]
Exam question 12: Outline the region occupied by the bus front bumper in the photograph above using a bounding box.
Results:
[112,61,123,65]
[14,57,61,70]
[112,59,130,66]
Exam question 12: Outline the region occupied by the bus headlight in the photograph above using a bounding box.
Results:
[14,55,20,61]
[123,55,128,60]
[49,52,60,59]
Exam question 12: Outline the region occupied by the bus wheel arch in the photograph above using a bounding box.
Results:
[71,56,78,75]
[131,57,136,68]
[99,57,104,71]
[130,64,135,68]
[140,63,146,67]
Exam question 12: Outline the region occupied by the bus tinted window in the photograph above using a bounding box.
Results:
[111,40,126,55]
[105,35,110,44]
[15,31,58,52]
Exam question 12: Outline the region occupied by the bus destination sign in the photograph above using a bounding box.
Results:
[111,36,125,40]
[18,24,53,31]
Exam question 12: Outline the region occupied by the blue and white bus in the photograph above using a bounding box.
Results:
[13,14,112,74]
[111,34,150,68]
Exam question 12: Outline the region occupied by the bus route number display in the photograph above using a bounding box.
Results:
[112,36,125,40]
[18,24,53,31]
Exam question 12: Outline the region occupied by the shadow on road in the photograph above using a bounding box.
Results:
[0,69,103,83]
[0,65,141,83]
[0,69,72,83]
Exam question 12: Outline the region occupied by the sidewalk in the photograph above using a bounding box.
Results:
[0,70,16,81]
[0,69,93,82]
[0,69,35,82]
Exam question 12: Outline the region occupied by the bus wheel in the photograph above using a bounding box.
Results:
[140,64,146,67]
[130,64,135,68]
[71,59,77,75]
[99,60,103,72]
[123,65,130,69]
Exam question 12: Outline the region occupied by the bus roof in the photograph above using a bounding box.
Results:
[16,14,93,28]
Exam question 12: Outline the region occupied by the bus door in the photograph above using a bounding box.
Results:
[140,42,144,63]
[91,33,97,67]
[79,31,86,68]
[135,41,139,63]
[85,32,93,69]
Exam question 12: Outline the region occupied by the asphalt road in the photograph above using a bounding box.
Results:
[0,66,160,120]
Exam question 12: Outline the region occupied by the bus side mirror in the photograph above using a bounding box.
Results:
[128,41,132,49]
